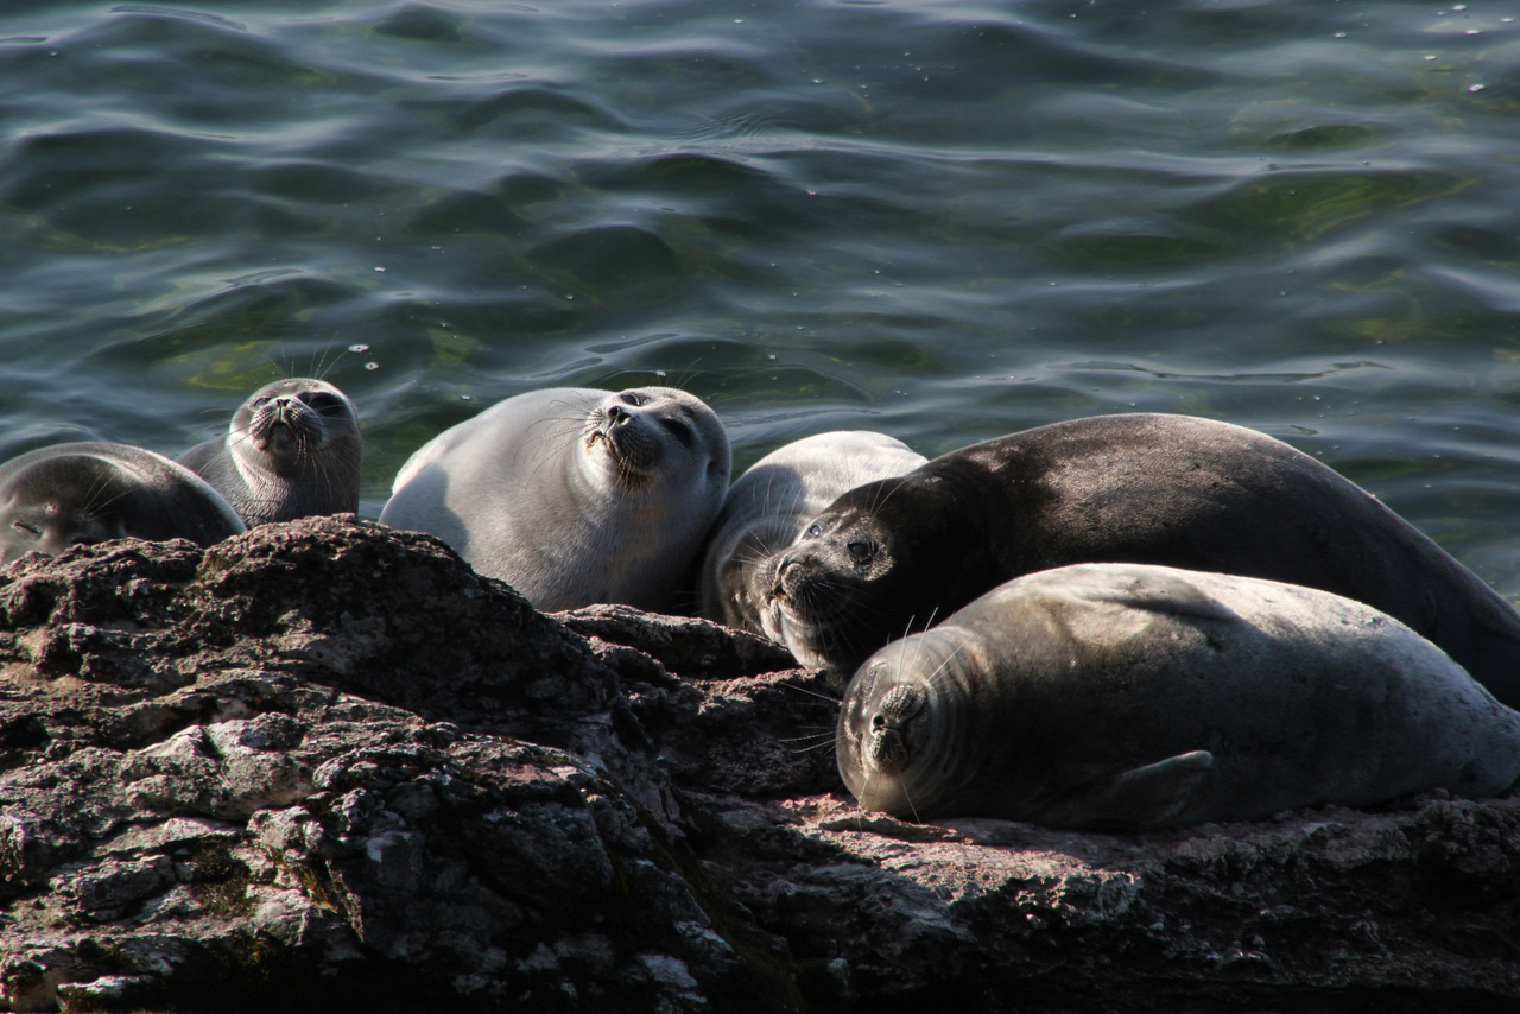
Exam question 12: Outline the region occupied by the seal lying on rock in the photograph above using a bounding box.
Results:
[700,431,925,633]
[0,442,245,564]
[761,412,1520,707]
[178,378,362,527]
[380,386,729,612]
[837,563,1520,829]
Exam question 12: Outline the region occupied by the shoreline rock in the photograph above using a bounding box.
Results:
[0,518,1515,1012]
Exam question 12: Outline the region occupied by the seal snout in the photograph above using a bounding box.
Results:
[867,682,926,773]
[249,395,321,454]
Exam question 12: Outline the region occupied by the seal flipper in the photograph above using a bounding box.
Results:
[1036,749,1215,830]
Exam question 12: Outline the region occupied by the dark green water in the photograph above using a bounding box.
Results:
[3,1,1519,588]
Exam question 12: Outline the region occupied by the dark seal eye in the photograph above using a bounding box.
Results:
[618,391,648,407]
[12,520,40,538]
[804,522,822,539]
[302,392,348,417]
[659,416,693,447]
[251,396,273,408]
[847,540,875,564]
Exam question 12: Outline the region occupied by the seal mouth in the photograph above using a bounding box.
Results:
[770,549,855,621]
[248,398,325,457]
[585,402,664,484]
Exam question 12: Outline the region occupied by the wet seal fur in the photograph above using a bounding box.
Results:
[700,430,925,633]
[0,442,246,565]
[379,386,729,612]
[764,412,1520,707]
[179,378,362,527]
[838,563,1520,829]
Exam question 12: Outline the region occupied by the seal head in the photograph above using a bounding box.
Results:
[0,442,245,565]
[699,431,926,634]
[179,378,362,527]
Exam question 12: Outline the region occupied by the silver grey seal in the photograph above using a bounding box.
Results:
[379,386,730,612]
[0,442,246,565]
[700,430,925,634]
[838,563,1520,830]
[178,378,362,527]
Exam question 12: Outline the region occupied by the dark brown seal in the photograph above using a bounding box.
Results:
[763,412,1520,708]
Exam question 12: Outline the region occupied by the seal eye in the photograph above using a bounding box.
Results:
[846,540,874,564]
[11,521,40,538]
[658,417,693,447]
[251,397,273,408]
[804,523,822,539]
[617,391,648,407]
[302,392,348,417]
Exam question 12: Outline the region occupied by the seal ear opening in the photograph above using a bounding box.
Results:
[1035,749,1215,831]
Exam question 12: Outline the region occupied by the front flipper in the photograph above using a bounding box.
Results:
[1036,749,1215,831]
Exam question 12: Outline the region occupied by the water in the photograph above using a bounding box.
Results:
[2,0,1519,590]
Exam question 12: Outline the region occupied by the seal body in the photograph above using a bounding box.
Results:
[0,442,246,565]
[179,378,362,527]
[838,563,1520,829]
[764,412,1520,707]
[379,386,730,612]
[700,431,925,632]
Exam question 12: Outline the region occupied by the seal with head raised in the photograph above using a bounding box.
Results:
[762,412,1520,707]
[838,563,1520,829]
[379,386,730,612]
[0,442,246,565]
[178,377,362,528]
[699,430,925,632]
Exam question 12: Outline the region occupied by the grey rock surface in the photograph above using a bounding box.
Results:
[0,517,1515,1012]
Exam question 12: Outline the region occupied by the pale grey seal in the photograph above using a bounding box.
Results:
[700,430,925,633]
[379,386,729,612]
[0,442,246,565]
[762,412,1520,707]
[178,378,362,527]
[838,563,1520,830]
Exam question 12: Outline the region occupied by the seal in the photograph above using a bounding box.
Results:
[699,431,925,632]
[838,563,1520,829]
[762,412,1520,707]
[178,378,362,527]
[0,442,246,565]
[379,386,729,612]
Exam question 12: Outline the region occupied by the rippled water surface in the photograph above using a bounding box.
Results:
[2,0,1519,587]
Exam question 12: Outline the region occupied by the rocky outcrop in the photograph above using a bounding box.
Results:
[0,517,1515,1012]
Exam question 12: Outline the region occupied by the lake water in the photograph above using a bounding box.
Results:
[3,0,1519,592]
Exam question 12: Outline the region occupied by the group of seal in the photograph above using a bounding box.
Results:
[750,413,1520,710]
[689,411,1520,829]
[0,377,362,567]
[8,374,1519,830]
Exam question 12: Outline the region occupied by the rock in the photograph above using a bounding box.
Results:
[0,517,1515,1012]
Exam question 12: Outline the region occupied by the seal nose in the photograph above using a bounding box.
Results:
[606,404,632,427]
[774,551,809,597]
